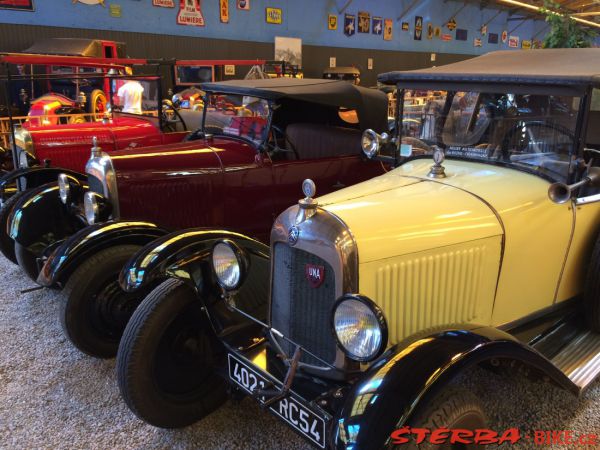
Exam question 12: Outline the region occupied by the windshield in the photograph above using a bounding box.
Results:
[401,89,581,182]
[203,93,270,144]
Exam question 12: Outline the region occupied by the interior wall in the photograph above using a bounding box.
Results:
[0,0,549,55]
[0,23,473,87]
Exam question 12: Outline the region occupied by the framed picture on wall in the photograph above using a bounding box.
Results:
[274,36,302,68]
[0,0,34,11]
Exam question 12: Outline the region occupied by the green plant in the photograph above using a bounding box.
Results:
[541,0,597,48]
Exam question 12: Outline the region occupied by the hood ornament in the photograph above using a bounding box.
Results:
[428,146,447,179]
[295,179,318,225]
[90,136,102,158]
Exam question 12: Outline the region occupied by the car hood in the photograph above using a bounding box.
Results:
[317,159,536,263]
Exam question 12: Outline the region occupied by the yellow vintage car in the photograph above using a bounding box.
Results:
[115,49,600,449]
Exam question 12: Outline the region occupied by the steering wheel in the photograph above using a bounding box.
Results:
[161,100,187,132]
[267,125,300,160]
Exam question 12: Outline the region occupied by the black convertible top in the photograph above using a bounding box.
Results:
[201,78,388,131]
[379,49,600,88]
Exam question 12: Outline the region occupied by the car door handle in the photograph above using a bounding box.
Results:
[332,182,346,189]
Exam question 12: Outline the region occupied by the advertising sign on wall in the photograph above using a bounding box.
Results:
[328,14,337,30]
[384,19,393,41]
[372,17,383,35]
[0,0,34,10]
[501,30,508,43]
[177,0,204,27]
[152,0,174,7]
[344,14,356,36]
[522,39,532,50]
[358,11,370,33]
[266,7,282,24]
[508,35,520,48]
[219,0,229,22]
[236,0,249,10]
[455,28,468,41]
[488,32,499,44]
[414,16,423,40]
[401,22,409,31]
[73,0,105,5]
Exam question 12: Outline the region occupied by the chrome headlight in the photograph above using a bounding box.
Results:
[332,294,387,362]
[58,174,70,204]
[361,129,389,159]
[84,191,99,225]
[211,240,247,291]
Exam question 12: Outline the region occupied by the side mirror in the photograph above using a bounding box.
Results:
[361,129,389,159]
[548,166,600,204]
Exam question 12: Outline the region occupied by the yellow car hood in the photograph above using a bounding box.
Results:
[318,159,518,263]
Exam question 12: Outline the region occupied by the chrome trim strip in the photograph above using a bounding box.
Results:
[575,193,600,205]
[269,204,358,375]
[85,152,120,218]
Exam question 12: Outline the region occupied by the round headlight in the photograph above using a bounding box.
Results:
[332,295,387,362]
[84,191,99,225]
[58,174,70,204]
[211,240,246,291]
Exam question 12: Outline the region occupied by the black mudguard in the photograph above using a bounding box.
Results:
[332,325,577,449]
[0,166,86,201]
[119,228,271,323]
[8,182,85,256]
[37,220,169,289]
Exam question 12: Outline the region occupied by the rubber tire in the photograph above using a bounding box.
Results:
[117,279,227,428]
[89,89,107,121]
[60,245,144,358]
[398,387,487,450]
[15,241,40,282]
[584,236,600,331]
[0,188,31,264]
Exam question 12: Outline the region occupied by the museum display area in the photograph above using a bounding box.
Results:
[1,1,600,449]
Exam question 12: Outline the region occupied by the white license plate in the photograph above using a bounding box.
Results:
[228,353,326,448]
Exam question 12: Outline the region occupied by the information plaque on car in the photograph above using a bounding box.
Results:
[227,353,327,448]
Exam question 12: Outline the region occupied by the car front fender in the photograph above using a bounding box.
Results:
[0,166,86,199]
[332,325,576,450]
[37,220,169,288]
[119,228,270,295]
[8,182,85,256]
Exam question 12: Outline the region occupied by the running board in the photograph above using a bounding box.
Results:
[550,330,600,391]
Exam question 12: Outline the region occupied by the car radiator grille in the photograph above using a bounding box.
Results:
[87,175,104,195]
[271,243,337,367]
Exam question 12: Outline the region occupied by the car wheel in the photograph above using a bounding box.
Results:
[15,241,39,281]
[0,189,30,264]
[60,245,146,358]
[117,278,226,428]
[395,387,487,450]
[584,236,600,331]
[89,89,107,121]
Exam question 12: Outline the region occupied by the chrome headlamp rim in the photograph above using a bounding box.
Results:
[83,191,99,225]
[57,173,70,204]
[331,294,388,363]
[211,239,248,291]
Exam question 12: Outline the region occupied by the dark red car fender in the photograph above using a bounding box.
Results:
[37,220,169,288]
[331,326,577,449]
[0,167,87,199]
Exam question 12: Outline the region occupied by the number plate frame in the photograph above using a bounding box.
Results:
[227,353,328,448]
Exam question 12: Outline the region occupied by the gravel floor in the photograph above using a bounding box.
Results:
[0,255,599,450]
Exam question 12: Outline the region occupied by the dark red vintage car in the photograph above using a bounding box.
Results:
[6,78,389,358]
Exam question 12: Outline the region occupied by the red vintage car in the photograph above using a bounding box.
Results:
[7,78,389,359]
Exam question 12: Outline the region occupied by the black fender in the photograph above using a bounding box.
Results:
[0,166,86,200]
[37,220,170,288]
[332,325,576,449]
[119,228,271,323]
[8,181,86,256]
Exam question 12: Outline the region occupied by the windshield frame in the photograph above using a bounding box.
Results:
[201,91,273,151]
[393,83,589,183]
